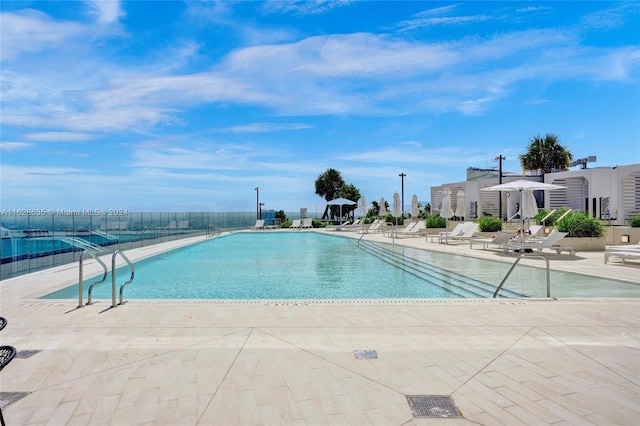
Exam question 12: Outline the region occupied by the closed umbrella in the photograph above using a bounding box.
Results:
[358,196,367,218]
[378,197,387,217]
[455,190,467,220]
[441,187,454,243]
[393,192,401,239]
[411,194,419,220]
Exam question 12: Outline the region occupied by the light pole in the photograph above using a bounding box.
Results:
[494,156,505,219]
[399,173,406,218]
[255,187,259,220]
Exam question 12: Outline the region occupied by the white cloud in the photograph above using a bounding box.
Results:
[85,0,124,25]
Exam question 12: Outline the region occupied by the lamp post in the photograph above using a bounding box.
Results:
[255,187,259,220]
[494,156,505,219]
[399,173,406,218]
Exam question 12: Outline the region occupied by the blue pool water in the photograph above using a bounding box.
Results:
[42,232,640,300]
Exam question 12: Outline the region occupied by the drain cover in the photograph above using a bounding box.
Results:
[407,395,460,418]
[15,350,41,359]
[354,350,378,359]
[0,392,30,409]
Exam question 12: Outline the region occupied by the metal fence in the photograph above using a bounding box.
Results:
[0,211,318,280]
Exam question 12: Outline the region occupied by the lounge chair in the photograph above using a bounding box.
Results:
[469,230,517,250]
[384,221,416,237]
[251,219,265,230]
[356,219,379,233]
[528,225,543,237]
[289,219,301,229]
[437,223,465,240]
[446,222,479,243]
[394,222,427,238]
[301,218,313,228]
[504,231,574,256]
[604,242,640,264]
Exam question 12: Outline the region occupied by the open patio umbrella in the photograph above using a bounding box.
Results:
[327,197,357,225]
[455,190,467,220]
[411,194,419,219]
[441,187,454,243]
[481,180,564,243]
[378,197,387,217]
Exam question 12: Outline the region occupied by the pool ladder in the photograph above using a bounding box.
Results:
[493,253,552,298]
[78,249,135,308]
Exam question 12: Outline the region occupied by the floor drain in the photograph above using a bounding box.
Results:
[354,350,378,359]
[407,395,460,418]
[0,392,31,409]
[15,350,41,359]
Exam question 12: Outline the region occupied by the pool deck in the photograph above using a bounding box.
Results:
[1,230,638,425]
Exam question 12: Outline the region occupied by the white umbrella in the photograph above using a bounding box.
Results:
[481,180,564,243]
[411,194,419,219]
[441,187,454,242]
[455,190,467,220]
[393,192,401,218]
[378,197,387,216]
[358,196,367,218]
[521,189,539,219]
[327,197,357,225]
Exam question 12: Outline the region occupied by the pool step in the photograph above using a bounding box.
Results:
[356,240,523,298]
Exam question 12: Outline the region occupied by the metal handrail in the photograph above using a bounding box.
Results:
[78,250,108,308]
[111,250,135,307]
[493,254,551,298]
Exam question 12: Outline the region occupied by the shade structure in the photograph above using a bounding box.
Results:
[481,180,565,243]
[327,197,357,225]
[411,194,419,219]
[358,196,367,218]
[455,190,467,219]
[378,197,387,216]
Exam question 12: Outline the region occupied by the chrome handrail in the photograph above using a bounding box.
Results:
[111,250,135,307]
[493,254,551,298]
[78,250,108,308]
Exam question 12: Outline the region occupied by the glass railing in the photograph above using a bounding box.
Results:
[0,211,319,280]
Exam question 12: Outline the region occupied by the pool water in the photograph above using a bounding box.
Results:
[41,232,640,300]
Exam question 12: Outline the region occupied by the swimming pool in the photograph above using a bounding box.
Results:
[42,232,640,300]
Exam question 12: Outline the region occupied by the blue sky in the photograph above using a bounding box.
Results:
[1,1,639,214]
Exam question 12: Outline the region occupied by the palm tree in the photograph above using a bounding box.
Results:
[315,168,345,219]
[519,133,573,180]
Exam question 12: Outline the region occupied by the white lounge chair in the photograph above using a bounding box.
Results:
[384,221,416,237]
[251,220,265,230]
[289,219,301,229]
[469,230,517,250]
[394,222,427,238]
[301,218,313,228]
[504,231,574,256]
[439,223,465,240]
[446,222,479,243]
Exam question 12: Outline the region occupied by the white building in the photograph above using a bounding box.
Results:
[431,163,640,225]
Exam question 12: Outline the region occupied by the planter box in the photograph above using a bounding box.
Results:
[559,237,606,252]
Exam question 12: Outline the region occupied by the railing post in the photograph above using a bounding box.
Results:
[111,251,118,308]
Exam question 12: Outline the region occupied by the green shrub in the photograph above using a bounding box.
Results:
[280,220,292,228]
[556,211,604,238]
[478,216,502,232]
[629,214,640,227]
[424,213,446,228]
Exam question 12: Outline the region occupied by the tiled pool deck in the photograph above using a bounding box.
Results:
[0,230,638,425]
